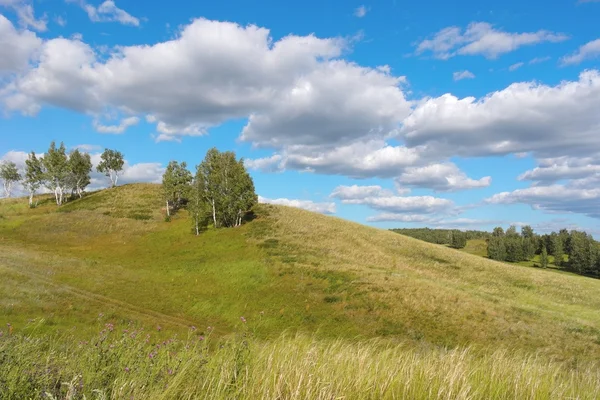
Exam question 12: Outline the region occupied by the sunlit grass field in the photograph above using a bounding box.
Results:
[2,184,600,398]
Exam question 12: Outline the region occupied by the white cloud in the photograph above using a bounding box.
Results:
[486,185,600,219]
[529,56,550,64]
[400,70,600,160]
[258,195,336,214]
[68,0,140,26]
[397,163,491,192]
[55,15,66,27]
[366,213,432,223]
[354,5,368,18]
[93,116,140,134]
[252,140,423,179]
[73,144,102,152]
[0,14,42,73]
[518,156,600,182]
[560,38,600,65]
[243,154,284,173]
[330,185,394,200]
[416,22,568,59]
[331,184,454,214]
[453,70,475,81]
[0,0,47,31]
[508,62,524,71]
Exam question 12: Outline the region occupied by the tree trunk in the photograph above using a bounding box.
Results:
[211,198,217,228]
[29,192,33,207]
[195,217,199,236]
[166,200,170,217]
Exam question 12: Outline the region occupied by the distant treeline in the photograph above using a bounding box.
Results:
[391,226,600,278]
[390,228,489,248]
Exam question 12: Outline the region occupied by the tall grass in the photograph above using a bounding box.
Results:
[1,321,599,399]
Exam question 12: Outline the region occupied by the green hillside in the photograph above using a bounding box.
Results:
[2,184,600,398]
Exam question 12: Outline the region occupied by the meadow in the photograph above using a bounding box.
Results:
[2,184,600,398]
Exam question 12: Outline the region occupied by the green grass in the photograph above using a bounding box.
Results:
[2,320,600,400]
[2,184,600,397]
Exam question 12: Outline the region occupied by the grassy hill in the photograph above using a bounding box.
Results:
[2,184,600,398]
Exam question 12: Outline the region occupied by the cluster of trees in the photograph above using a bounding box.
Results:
[0,142,124,206]
[390,228,489,249]
[162,148,257,235]
[487,225,600,277]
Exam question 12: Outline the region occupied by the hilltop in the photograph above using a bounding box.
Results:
[2,183,600,362]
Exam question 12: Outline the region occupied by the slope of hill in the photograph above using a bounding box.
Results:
[2,184,600,398]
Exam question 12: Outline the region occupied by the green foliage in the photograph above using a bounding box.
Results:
[195,148,257,229]
[42,141,69,205]
[552,234,564,267]
[66,149,92,199]
[540,245,549,269]
[188,171,210,235]
[97,148,125,187]
[449,231,467,249]
[568,231,597,275]
[0,161,21,198]
[390,228,489,245]
[162,161,193,217]
[23,152,44,206]
[492,226,505,237]
[487,236,506,261]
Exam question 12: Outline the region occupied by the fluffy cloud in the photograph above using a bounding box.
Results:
[329,185,394,200]
[331,184,454,214]
[258,195,336,214]
[486,185,600,219]
[247,140,422,178]
[400,70,600,159]
[0,14,41,73]
[397,163,491,192]
[453,70,475,81]
[518,156,600,182]
[0,0,46,31]
[416,22,568,59]
[67,0,139,26]
[561,38,600,65]
[93,116,140,134]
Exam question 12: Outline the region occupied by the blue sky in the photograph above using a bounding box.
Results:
[1,0,600,234]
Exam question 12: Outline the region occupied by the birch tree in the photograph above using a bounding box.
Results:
[67,149,92,198]
[189,171,210,235]
[194,148,257,230]
[0,161,21,198]
[162,161,192,217]
[43,141,69,206]
[23,152,44,207]
[97,149,124,187]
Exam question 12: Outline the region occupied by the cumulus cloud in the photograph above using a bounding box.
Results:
[67,0,139,26]
[518,156,600,183]
[331,184,454,214]
[0,14,42,73]
[453,70,475,80]
[416,22,568,59]
[397,163,491,192]
[400,70,600,160]
[486,185,600,219]
[258,195,336,214]
[93,116,140,134]
[329,184,394,200]
[0,0,47,31]
[560,38,600,65]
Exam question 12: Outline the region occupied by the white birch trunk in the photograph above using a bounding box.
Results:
[166,200,170,217]
[211,198,217,228]
[29,192,34,206]
[3,181,11,198]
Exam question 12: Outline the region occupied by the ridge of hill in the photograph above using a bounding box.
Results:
[1,183,600,363]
